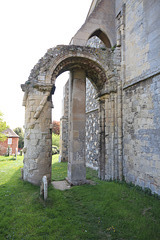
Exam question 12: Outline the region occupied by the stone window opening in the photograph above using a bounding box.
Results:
[87,29,111,48]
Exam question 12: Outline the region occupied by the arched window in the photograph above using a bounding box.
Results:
[87,29,111,48]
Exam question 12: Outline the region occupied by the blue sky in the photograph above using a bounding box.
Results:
[0,0,92,129]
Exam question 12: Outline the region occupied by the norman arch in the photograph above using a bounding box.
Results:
[21,44,118,185]
[50,57,107,91]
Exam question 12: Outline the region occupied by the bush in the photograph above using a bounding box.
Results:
[52,120,60,135]
[52,133,60,148]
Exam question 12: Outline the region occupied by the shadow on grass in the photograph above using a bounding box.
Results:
[0,157,160,240]
[0,167,42,239]
[0,156,17,162]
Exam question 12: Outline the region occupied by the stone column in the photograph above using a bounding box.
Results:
[22,85,52,185]
[67,69,86,185]
[98,98,106,180]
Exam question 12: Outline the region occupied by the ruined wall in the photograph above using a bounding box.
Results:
[59,0,160,193]
[59,81,69,162]
[123,0,160,194]
[86,36,106,49]
[60,77,99,169]
[85,36,104,170]
[60,36,106,169]
[71,0,116,46]
[22,0,160,192]
[23,87,52,185]
[123,75,160,194]
[86,79,99,170]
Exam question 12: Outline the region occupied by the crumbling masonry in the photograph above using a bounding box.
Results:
[22,0,160,194]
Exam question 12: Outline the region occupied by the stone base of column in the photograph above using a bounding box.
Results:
[23,156,52,186]
[66,163,86,185]
[66,178,87,186]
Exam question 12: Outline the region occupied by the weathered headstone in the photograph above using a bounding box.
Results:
[40,176,48,200]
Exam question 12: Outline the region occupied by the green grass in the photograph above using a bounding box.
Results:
[0,155,160,239]
[52,133,60,148]
[52,155,67,181]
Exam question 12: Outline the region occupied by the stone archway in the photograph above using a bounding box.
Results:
[21,45,114,185]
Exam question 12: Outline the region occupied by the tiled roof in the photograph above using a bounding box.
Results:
[2,128,19,138]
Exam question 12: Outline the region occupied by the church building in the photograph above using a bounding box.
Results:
[21,0,160,195]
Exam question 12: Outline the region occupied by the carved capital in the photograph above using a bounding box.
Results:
[33,82,53,92]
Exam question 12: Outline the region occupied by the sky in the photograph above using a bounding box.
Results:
[0,0,92,130]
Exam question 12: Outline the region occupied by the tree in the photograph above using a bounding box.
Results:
[0,111,7,142]
[14,127,24,149]
[52,120,60,135]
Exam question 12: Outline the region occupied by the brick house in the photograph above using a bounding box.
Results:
[0,128,19,155]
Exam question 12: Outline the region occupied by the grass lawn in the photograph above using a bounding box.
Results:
[0,155,160,240]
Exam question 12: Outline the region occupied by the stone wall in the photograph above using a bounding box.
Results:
[122,0,160,194]
[85,36,107,170]
[86,36,106,49]
[125,0,160,84]
[123,74,160,194]
[22,87,52,185]
[86,79,99,170]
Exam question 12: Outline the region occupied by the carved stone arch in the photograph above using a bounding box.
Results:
[21,44,115,186]
[88,29,111,48]
[27,45,113,91]
[49,56,107,92]
[42,46,110,90]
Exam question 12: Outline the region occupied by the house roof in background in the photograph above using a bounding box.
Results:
[2,128,19,138]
